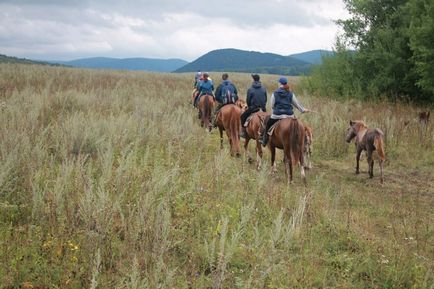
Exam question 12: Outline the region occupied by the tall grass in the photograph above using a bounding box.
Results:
[0,64,433,288]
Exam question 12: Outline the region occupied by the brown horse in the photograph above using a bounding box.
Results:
[198,94,215,132]
[215,103,242,157]
[267,118,306,184]
[345,120,385,183]
[243,110,270,169]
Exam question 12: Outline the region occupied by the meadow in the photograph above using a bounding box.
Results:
[0,64,433,288]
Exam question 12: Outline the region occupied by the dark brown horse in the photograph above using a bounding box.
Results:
[198,94,215,132]
[243,110,270,169]
[346,120,385,183]
[215,103,242,157]
[266,118,306,184]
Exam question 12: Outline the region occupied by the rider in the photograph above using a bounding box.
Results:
[194,72,214,107]
[212,73,238,126]
[261,76,311,146]
[240,74,267,138]
[194,70,202,87]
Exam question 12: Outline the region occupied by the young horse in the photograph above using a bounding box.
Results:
[346,120,385,183]
[243,110,270,169]
[215,104,242,157]
[198,94,215,132]
[267,118,306,184]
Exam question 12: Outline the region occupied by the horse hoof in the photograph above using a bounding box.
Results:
[248,157,253,164]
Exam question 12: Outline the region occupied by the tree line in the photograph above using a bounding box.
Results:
[303,0,434,104]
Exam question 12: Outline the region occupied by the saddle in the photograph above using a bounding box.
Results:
[267,116,297,136]
[243,108,262,127]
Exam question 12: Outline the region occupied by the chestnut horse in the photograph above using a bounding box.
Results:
[346,120,385,183]
[243,110,270,169]
[267,118,306,184]
[215,103,242,156]
[198,94,215,132]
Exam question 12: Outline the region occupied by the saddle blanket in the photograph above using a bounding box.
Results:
[267,116,297,136]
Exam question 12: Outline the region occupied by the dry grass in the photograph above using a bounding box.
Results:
[0,64,433,288]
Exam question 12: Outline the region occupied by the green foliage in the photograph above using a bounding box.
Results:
[304,0,434,103]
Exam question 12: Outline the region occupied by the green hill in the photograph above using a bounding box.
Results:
[174,48,313,75]
[0,54,63,66]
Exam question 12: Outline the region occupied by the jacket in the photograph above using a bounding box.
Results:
[246,81,267,111]
[272,87,293,116]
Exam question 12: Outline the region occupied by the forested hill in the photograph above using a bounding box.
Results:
[0,54,62,66]
[174,48,322,75]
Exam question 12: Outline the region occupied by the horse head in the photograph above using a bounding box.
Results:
[346,120,367,143]
[236,99,248,112]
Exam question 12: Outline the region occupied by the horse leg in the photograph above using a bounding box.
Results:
[355,148,362,174]
[256,139,263,170]
[379,159,384,184]
[367,150,374,178]
[300,154,306,186]
[270,145,277,174]
[244,137,253,164]
[226,131,233,156]
[219,128,224,149]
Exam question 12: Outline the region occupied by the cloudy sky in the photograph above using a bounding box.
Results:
[0,0,349,61]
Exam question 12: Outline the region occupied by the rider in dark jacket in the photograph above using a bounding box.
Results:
[240,74,267,138]
[211,73,238,126]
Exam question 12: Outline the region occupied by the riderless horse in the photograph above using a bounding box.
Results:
[346,120,385,183]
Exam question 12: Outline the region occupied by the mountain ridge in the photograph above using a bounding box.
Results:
[1,49,334,75]
[174,48,333,75]
[52,57,188,72]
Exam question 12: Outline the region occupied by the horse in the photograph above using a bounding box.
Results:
[215,103,242,157]
[265,117,306,184]
[243,110,270,169]
[197,94,215,132]
[345,120,385,183]
[303,125,313,170]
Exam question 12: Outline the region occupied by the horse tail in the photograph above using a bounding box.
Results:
[289,119,305,166]
[229,106,241,156]
[374,130,385,161]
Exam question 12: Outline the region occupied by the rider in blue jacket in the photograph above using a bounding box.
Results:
[194,73,214,107]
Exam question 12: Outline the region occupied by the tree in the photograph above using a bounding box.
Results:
[306,0,434,103]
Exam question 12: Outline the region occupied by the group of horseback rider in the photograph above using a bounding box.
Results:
[193,71,311,146]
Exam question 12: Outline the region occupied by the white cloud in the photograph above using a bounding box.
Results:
[0,0,350,61]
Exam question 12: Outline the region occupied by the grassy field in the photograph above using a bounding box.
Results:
[0,64,433,289]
